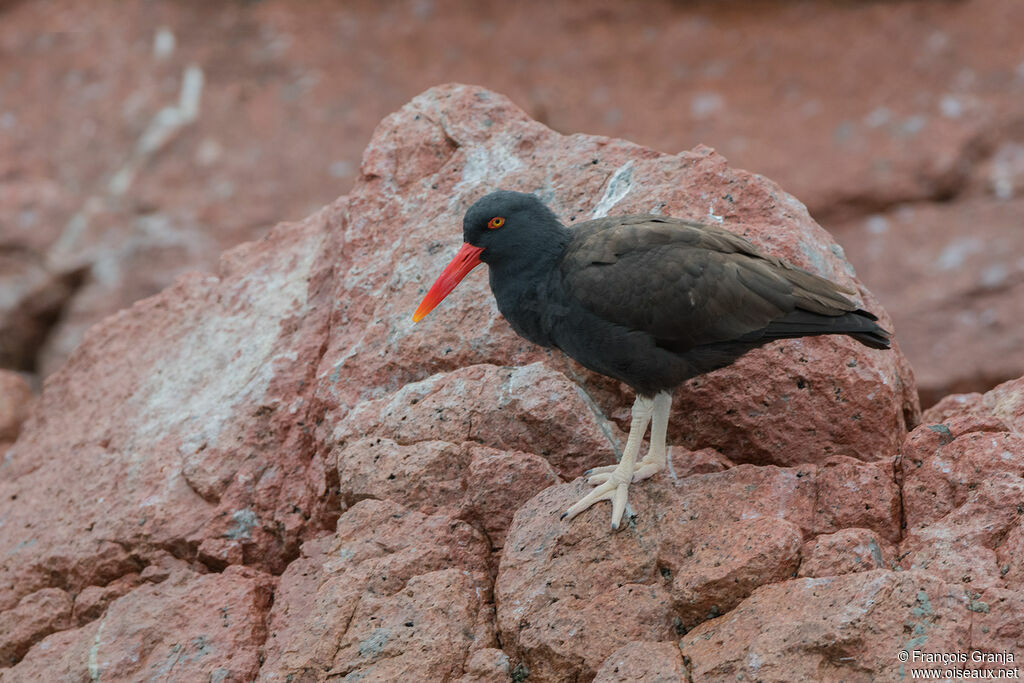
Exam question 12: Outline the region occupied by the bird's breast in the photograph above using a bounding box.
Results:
[489,267,568,349]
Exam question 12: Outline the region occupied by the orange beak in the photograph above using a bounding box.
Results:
[412,243,485,322]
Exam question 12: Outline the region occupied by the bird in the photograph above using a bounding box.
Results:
[413,190,890,530]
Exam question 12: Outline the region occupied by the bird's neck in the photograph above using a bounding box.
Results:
[486,224,572,347]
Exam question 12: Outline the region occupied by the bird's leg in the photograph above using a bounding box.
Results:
[561,394,654,530]
[585,391,672,483]
[627,391,672,481]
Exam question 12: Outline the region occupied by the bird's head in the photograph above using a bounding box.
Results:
[413,190,564,322]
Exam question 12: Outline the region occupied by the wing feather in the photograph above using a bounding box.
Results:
[561,216,859,350]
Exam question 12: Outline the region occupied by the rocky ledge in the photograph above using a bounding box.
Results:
[1,85,1020,681]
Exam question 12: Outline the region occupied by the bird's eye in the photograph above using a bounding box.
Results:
[487,216,505,229]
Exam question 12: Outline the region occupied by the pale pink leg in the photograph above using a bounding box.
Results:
[561,393,664,530]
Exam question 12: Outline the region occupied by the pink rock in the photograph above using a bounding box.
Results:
[942,413,1011,438]
[8,566,273,680]
[922,376,1024,435]
[0,531,137,617]
[514,583,678,683]
[670,516,803,627]
[923,392,986,424]
[336,437,472,514]
[456,647,513,683]
[0,211,339,640]
[901,427,1024,531]
[978,377,1024,432]
[836,200,1024,407]
[900,395,1024,592]
[71,573,143,625]
[334,433,561,550]
[335,362,623,480]
[917,376,1022,442]
[966,587,1024,669]
[594,641,687,683]
[997,523,1024,586]
[496,456,901,680]
[0,621,100,682]
[137,550,188,585]
[0,259,84,374]
[668,446,734,478]
[331,568,494,681]
[670,338,918,466]
[901,530,1006,590]
[260,499,494,681]
[798,528,894,578]
[461,445,562,549]
[814,456,901,543]
[0,587,72,666]
[680,570,971,681]
[256,547,332,681]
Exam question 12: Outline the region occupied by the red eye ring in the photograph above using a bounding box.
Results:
[487,216,505,229]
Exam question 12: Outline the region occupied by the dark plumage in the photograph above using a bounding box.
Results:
[414,190,891,529]
[457,190,888,394]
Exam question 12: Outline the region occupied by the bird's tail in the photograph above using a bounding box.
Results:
[750,308,891,350]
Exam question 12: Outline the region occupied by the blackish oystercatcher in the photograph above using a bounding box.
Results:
[413,191,890,530]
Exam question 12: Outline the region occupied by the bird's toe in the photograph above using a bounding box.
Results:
[609,482,629,530]
[629,462,665,482]
[562,474,634,530]
[561,480,618,521]
[584,464,618,477]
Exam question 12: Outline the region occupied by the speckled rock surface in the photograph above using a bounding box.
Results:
[494,458,900,681]
[594,641,687,683]
[5,566,274,681]
[680,570,971,681]
[258,500,494,681]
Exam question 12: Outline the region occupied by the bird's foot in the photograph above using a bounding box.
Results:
[561,463,636,530]
[585,455,665,484]
[561,392,671,531]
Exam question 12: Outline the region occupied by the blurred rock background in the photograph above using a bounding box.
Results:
[2,0,1022,405]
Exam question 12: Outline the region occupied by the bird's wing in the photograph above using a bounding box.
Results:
[561,216,859,349]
